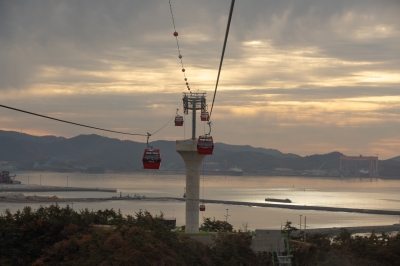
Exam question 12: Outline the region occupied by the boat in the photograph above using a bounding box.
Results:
[201,167,243,176]
[265,198,292,203]
[359,169,369,174]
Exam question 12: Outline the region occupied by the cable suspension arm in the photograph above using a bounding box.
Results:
[209,0,235,119]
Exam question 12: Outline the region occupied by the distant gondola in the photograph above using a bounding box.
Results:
[200,111,209,121]
[174,115,184,126]
[142,149,161,169]
[199,204,205,211]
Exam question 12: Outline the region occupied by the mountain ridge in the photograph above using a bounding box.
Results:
[389,156,400,162]
[1,130,399,176]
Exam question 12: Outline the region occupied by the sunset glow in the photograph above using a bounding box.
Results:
[1,0,399,159]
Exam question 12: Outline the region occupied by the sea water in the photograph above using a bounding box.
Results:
[1,172,399,231]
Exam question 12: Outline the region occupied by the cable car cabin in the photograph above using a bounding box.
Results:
[142,149,161,169]
[200,111,209,121]
[197,136,214,155]
[174,115,184,126]
[199,204,205,211]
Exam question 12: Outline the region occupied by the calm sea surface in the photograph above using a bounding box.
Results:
[1,172,400,231]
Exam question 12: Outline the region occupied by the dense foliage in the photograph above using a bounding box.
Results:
[1,206,399,265]
[290,228,400,266]
[200,217,234,232]
[0,205,266,265]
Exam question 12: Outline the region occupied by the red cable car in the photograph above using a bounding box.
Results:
[174,115,184,126]
[142,149,161,169]
[200,111,209,121]
[199,204,205,211]
[197,136,214,155]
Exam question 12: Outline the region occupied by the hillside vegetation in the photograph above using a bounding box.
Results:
[0,205,266,266]
[1,130,400,176]
[1,206,400,265]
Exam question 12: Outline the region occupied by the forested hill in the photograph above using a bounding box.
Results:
[390,156,400,162]
[0,130,399,176]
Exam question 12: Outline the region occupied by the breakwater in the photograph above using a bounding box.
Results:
[143,197,400,216]
[2,195,400,216]
[0,184,116,193]
[291,224,400,236]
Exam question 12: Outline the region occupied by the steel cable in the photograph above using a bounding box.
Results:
[0,103,176,137]
[209,0,235,119]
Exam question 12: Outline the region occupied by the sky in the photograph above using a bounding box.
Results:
[1,0,400,159]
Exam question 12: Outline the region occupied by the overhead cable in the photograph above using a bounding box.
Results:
[209,0,235,119]
[151,101,181,135]
[169,0,191,91]
[0,104,148,136]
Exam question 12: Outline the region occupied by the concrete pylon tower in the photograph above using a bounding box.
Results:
[176,140,205,233]
[176,92,209,234]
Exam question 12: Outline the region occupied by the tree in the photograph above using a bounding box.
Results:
[333,228,352,246]
[282,220,298,237]
[200,217,233,232]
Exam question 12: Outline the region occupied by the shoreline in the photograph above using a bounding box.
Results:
[6,170,400,179]
[2,196,400,216]
[6,170,400,181]
[0,185,116,193]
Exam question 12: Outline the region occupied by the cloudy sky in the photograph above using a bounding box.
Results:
[1,0,400,159]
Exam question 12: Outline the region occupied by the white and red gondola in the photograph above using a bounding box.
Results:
[197,135,214,155]
[142,149,161,169]
[200,111,209,121]
[174,115,183,126]
[142,133,161,169]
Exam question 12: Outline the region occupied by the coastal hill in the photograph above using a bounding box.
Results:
[389,156,400,162]
[0,130,399,176]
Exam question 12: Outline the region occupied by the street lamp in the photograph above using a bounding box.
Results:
[224,209,230,222]
[299,215,302,231]
[67,176,68,188]
[304,216,307,242]
[299,215,303,242]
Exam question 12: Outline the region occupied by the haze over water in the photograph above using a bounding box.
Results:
[2,172,399,231]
